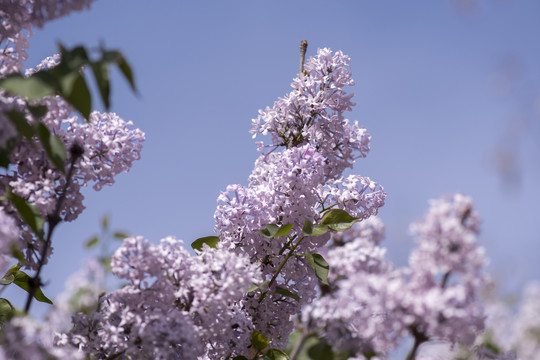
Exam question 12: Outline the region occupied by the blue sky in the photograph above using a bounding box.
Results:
[10,0,540,316]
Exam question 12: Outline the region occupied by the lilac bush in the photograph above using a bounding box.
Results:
[0,2,539,360]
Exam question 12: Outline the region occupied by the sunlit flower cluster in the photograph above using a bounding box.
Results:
[216,48,386,348]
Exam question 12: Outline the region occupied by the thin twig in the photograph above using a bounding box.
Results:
[299,40,308,74]
[24,144,83,313]
[405,324,428,360]
[259,234,306,304]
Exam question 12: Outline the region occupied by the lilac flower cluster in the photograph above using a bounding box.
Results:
[45,258,106,333]
[0,22,145,269]
[0,315,85,360]
[304,194,490,358]
[215,48,386,349]
[477,281,540,360]
[66,236,262,359]
[0,0,96,40]
[508,282,540,359]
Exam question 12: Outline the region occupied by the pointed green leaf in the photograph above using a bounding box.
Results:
[275,286,300,302]
[302,218,328,237]
[36,123,66,172]
[10,243,26,264]
[6,188,44,239]
[6,110,35,141]
[59,45,89,72]
[90,61,111,109]
[252,330,270,351]
[258,223,293,238]
[191,236,220,251]
[115,54,137,92]
[58,72,92,119]
[319,209,360,232]
[264,349,290,360]
[0,73,56,100]
[102,50,137,92]
[0,272,15,285]
[305,250,329,285]
[113,231,129,240]
[258,224,278,238]
[0,298,15,325]
[85,236,99,249]
[1,264,22,285]
[13,270,53,304]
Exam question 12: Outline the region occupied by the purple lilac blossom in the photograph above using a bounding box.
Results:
[508,281,540,360]
[304,194,490,358]
[0,32,145,269]
[0,315,85,360]
[45,258,106,333]
[0,0,96,40]
[66,236,263,359]
[1,102,145,268]
[215,48,386,349]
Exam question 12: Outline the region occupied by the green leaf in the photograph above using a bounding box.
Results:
[257,223,293,238]
[302,218,328,237]
[90,61,111,109]
[252,330,270,351]
[191,236,220,251]
[113,231,129,240]
[305,250,329,285]
[0,298,15,325]
[59,45,89,72]
[58,72,92,119]
[102,50,137,93]
[0,135,18,168]
[0,270,15,285]
[36,123,66,172]
[0,73,56,100]
[28,105,48,119]
[6,188,44,239]
[264,349,290,360]
[0,264,27,286]
[115,53,137,92]
[247,280,268,293]
[307,341,334,360]
[275,286,299,302]
[10,243,26,264]
[85,236,99,249]
[101,215,109,231]
[6,110,35,141]
[12,270,53,304]
[319,209,360,232]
